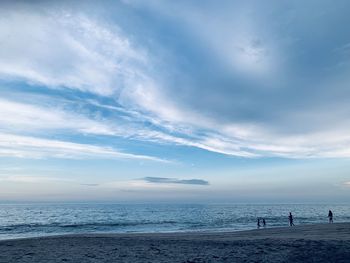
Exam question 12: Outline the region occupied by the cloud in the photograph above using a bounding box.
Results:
[0,98,117,135]
[0,7,147,96]
[3,88,350,160]
[0,133,167,162]
[1,1,350,161]
[80,183,99,187]
[111,1,350,160]
[141,177,209,185]
[0,175,74,183]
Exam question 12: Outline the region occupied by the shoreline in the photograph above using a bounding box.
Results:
[0,223,349,262]
[1,222,349,242]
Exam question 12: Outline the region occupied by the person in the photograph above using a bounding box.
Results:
[262,218,266,227]
[288,212,294,226]
[328,210,333,223]
[257,218,261,228]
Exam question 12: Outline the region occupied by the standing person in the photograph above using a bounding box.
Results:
[257,218,261,228]
[288,212,294,226]
[328,210,333,223]
[262,218,266,227]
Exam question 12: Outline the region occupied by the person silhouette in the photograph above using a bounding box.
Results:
[262,218,266,227]
[288,212,294,226]
[328,210,333,223]
[257,218,261,228]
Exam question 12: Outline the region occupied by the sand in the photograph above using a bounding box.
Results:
[0,223,349,262]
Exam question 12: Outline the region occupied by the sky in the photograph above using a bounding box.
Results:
[0,0,350,203]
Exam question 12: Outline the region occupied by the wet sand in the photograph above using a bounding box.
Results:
[0,223,349,262]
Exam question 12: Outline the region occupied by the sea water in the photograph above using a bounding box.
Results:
[0,203,349,240]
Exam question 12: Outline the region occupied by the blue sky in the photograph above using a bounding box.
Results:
[0,0,350,202]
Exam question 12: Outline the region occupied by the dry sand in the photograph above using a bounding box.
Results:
[0,223,349,262]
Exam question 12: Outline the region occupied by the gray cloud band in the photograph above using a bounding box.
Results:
[141,177,209,186]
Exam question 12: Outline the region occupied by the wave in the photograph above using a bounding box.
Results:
[0,220,178,231]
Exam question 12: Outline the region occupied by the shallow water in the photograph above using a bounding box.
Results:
[0,203,349,240]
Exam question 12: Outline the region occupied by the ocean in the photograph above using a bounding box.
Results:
[1,203,349,240]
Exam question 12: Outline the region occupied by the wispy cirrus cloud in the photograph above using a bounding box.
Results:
[0,133,168,162]
[0,7,146,96]
[3,93,350,160]
[0,98,115,135]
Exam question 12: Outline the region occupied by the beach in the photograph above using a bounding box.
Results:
[0,223,349,263]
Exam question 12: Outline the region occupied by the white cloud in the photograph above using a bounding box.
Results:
[0,8,146,96]
[4,96,350,159]
[0,133,167,162]
[0,98,120,135]
[0,97,257,158]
